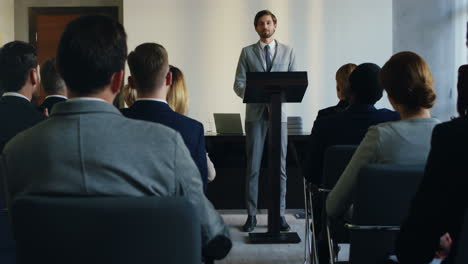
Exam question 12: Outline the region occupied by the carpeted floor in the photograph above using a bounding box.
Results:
[218,212,309,264]
[218,211,350,264]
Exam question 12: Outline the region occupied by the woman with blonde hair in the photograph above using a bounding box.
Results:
[167,65,216,182]
[327,51,440,219]
[167,65,188,115]
[316,63,356,119]
[122,84,137,107]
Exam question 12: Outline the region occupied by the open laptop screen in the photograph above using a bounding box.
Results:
[213,113,243,135]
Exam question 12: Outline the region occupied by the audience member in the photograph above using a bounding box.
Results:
[122,84,137,107]
[304,63,399,185]
[167,65,189,115]
[326,51,439,219]
[306,62,399,263]
[396,64,468,264]
[38,57,68,113]
[316,63,356,120]
[167,65,216,182]
[0,41,45,152]
[122,43,209,191]
[1,16,231,260]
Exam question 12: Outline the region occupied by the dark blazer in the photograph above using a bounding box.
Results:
[38,96,67,113]
[315,100,348,120]
[0,95,45,152]
[396,117,468,264]
[122,100,208,190]
[304,104,399,184]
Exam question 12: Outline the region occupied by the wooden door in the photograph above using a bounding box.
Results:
[29,7,119,104]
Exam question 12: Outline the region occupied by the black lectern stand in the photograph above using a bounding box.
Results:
[244,71,308,244]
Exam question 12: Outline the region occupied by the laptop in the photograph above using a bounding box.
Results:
[213,113,243,135]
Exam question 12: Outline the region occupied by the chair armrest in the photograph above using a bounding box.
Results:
[344,223,400,231]
[318,188,331,193]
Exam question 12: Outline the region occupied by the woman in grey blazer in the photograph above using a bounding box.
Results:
[326,51,440,218]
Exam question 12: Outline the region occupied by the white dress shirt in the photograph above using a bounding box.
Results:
[2,92,30,102]
[259,40,277,70]
[135,98,168,104]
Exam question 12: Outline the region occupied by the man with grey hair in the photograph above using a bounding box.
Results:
[38,57,67,113]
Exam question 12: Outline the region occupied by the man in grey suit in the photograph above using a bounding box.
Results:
[1,15,231,260]
[234,9,297,232]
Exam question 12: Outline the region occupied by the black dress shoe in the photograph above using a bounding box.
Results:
[242,215,257,232]
[280,216,291,232]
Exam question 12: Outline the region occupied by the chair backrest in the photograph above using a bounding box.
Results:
[11,196,201,264]
[0,207,15,264]
[454,207,468,264]
[322,145,358,189]
[349,164,425,264]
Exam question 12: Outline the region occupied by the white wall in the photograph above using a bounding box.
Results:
[393,0,468,121]
[0,0,15,46]
[124,0,393,132]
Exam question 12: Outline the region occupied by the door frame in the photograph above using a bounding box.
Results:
[28,6,119,47]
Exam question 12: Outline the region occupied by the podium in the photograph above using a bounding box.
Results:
[244,71,308,243]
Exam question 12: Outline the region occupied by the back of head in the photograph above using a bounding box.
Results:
[457,64,468,117]
[348,63,383,105]
[56,15,127,96]
[0,41,37,93]
[167,65,188,115]
[40,57,66,95]
[335,63,357,101]
[380,51,435,111]
[127,43,169,95]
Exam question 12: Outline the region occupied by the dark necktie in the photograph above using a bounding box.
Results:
[265,45,272,72]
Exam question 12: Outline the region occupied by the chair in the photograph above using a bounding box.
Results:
[321,145,358,264]
[0,206,15,264]
[303,145,357,264]
[345,164,425,264]
[0,157,16,264]
[454,207,468,264]
[11,196,202,264]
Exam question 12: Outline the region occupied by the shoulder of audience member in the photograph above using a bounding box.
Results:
[370,119,399,131]
[316,106,335,118]
[127,116,182,136]
[172,111,204,130]
[3,117,51,154]
[376,107,400,120]
[119,107,130,116]
[434,117,468,139]
[311,111,349,134]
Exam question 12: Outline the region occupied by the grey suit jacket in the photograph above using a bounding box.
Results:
[326,118,440,218]
[234,40,297,122]
[1,100,229,247]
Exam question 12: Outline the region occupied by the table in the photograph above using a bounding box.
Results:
[205,132,309,210]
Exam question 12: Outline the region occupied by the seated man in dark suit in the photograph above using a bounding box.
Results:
[122,43,208,191]
[315,63,356,120]
[1,16,230,260]
[0,41,45,152]
[305,63,399,262]
[38,57,68,114]
[304,63,400,185]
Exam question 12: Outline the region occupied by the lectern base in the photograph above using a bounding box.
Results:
[248,232,301,244]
